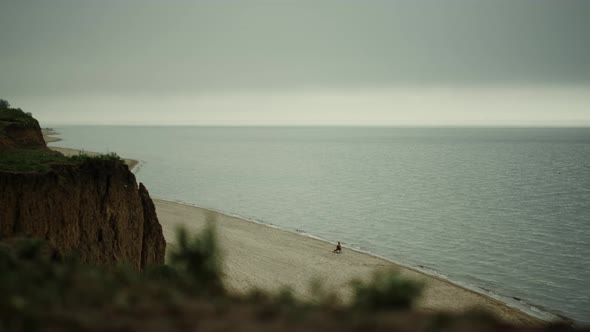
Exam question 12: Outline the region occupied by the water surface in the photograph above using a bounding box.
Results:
[50,126,590,324]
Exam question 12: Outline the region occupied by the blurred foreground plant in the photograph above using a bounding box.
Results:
[350,269,424,311]
[168,214,224,294]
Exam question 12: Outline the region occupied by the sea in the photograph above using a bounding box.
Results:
[48,126,590,324]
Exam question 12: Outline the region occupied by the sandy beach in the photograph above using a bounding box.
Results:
[155,199,542,326]
[42,131,542,326]
[41,128,62,143]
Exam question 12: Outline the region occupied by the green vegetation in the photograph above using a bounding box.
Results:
[0,150,70,172]
[0,98,125,172]
[0,226,432,331]
[0,100,38,128]
[350,270,424,311]
[0,108,36,125]
[168,217,224,294]
[0,238,177,331]
[67,151,122,163]
[0,150,123,172]
[6,224,564,331]
[0,99,10,110]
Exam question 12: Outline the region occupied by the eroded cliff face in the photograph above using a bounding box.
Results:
[0,119,47,151]
[0,160,165,270]
[139,183,166,268]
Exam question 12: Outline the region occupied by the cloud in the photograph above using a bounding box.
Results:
[1,0,589,97]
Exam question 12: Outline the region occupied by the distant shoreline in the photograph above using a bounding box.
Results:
[42,129,139,171]
[42,128,552,326]
[41,128,62,143]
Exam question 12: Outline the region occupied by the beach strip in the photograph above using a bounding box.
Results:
[41,128,62,143]
[154,199,542,326]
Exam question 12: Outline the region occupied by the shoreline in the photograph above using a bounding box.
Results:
[42,129,140,171]
[41,128,62,143]
[42,129,555,326]
[172,201,573,324]
[154,198,548,326]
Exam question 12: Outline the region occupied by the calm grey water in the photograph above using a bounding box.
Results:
[50,126,590,324]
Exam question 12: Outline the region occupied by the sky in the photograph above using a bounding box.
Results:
[1,0,589,126]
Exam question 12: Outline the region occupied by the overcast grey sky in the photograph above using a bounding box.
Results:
[1,0,589,125]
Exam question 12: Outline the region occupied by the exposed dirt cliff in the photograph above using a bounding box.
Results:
[0,107,165,269]
[0,108,47,151]
[0,160,165,270]
[0,121,47,151]
[138,183,166,268]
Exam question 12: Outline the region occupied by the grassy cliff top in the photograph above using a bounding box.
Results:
[0,100,124,172]
[0,108,39,129]
[0,149,123,172]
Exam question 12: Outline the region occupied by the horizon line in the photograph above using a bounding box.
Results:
[41,123,590,129]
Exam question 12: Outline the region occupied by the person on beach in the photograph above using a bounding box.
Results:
[333,241,342,253]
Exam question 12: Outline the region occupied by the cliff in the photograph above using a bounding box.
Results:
[0,106,165,270]
[0,108,47,151]
[0,159,165,270]
[0,121,47,151]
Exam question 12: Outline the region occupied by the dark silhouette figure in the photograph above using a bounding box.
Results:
[333,241,342,253]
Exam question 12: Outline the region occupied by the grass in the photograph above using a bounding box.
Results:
[0,104,123,172]
[349,269,424,311]
[68,151,122,163]
[0,149,70,172]
[0,108,39,128]
[0,150,123,172]
[168,216,224,294]
[1,221,533,331]
[0,239,154,331]
[0,227,228,331]
[0,224,431,330]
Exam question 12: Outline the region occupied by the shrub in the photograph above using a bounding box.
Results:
[143,264,181,282]
[0,99,10,110]
[0,150,123,172]
[308,277,341,309]
[350,269,423,311]
[168,217,224,293]
[68,151,122,163]
[0,150,65,172]
[0,106,37,127]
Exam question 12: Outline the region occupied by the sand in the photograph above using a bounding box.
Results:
[155,199,542,326]
[41,128,62,143]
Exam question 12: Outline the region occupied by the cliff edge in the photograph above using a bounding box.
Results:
[0,106,47,151]
[0,105,165,270]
